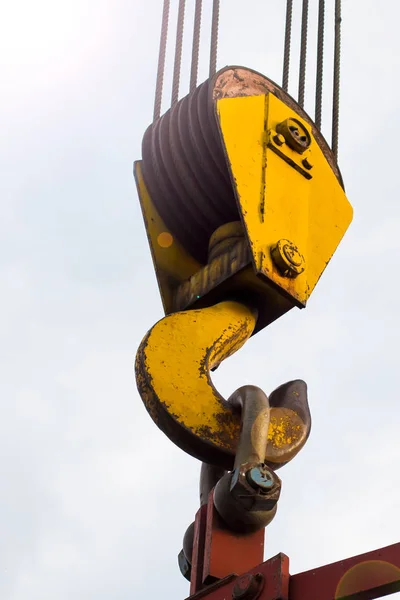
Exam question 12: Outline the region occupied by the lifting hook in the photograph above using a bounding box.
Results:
[135,300,311,470]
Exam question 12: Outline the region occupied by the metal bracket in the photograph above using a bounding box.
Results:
[267,128,313,180]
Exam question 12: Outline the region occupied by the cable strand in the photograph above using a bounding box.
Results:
[171,0,186,107]
[209,0,220,77]
[332,0,341,158]
[298,0,309,108]
[190,0,202,93]
[282,0,293,92]
[153,0,170,121]
[315,0,325,130]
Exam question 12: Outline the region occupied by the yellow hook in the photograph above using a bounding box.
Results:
[135,300,311,470]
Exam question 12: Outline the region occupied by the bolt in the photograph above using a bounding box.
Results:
[232,573,264,600]
[247,465,275,492]
[271,239,305,278]
[276,118,311,154]
[302,157,313,170]
[273,132,286,146]
[283,243,303,267]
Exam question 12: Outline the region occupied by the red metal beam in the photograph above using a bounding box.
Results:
[186,553,289,600]
[290,541,400,600]
[186,542,400,600]
[202,490,265,584]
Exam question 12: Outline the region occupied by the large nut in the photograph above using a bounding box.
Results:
[213,465,281,533]
[230,463,281,512]
[276,118,311,154]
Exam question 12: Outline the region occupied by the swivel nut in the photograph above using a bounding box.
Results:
[230,463,281,512]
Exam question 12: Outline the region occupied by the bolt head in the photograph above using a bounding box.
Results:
[247,465,275,491]
[276,118,311,154]
[273,132,286,147]
[232,573,264,600]
[271,239,305,278]
[230,464,281,512]
[302,157,313,170]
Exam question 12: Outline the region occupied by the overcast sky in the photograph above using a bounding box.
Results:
[1,1,400,598]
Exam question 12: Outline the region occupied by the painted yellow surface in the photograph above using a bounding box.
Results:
[137,301,256,451]
[134,161,200,313]
[136,300,310,467]
[217,94,353,306]
[267,407,305,464]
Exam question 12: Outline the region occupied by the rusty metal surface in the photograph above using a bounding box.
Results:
[135,301,257,469]
[141,65,343,266]
[202,490,265,585]
[186,552,290,600]
[136,300,310,469]
[186,542,400,600]
[213,386,281,534]
[232,573,264,600]
[228,386,271,467]
[265,380,311,469]
[200,463,226,506]
[173,237,252,313]
[213,66,342,186]
[190,504,209,596]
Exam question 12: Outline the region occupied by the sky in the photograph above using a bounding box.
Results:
[1,0,400,598]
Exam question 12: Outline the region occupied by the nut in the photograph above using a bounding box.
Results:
[247,464,275,491]
[232,573,264,600]
[276,118,311,154]
[271,239,305,278]
[230,463,281,512]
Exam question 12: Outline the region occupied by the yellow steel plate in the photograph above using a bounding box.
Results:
[216,94,353,306]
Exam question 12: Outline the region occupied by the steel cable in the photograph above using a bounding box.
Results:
[209,0,220,77]
[153,0,170,121]
[190,0,202,93]
[315,0,325,130]
[298,0,309,108]
[171,0,186,107]
[332,0,341,158]
[282,0,293,92]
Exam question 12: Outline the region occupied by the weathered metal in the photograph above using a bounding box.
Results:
[271,240,305,279]
[185,542,400,600]
[232,573,264,600]
[135,301,256,468]
[213,386,281,533]
[217,91,353,307]
[134,65,352,337]
[178,383,310,588]
[135,301,310,469]
[194,490,265,592]
[200,463,226,506]
[276,118,311,153]
[187,553,290,600]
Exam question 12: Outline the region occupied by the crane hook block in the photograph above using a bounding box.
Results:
[135,300,311,469]
[134,66,353,335]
